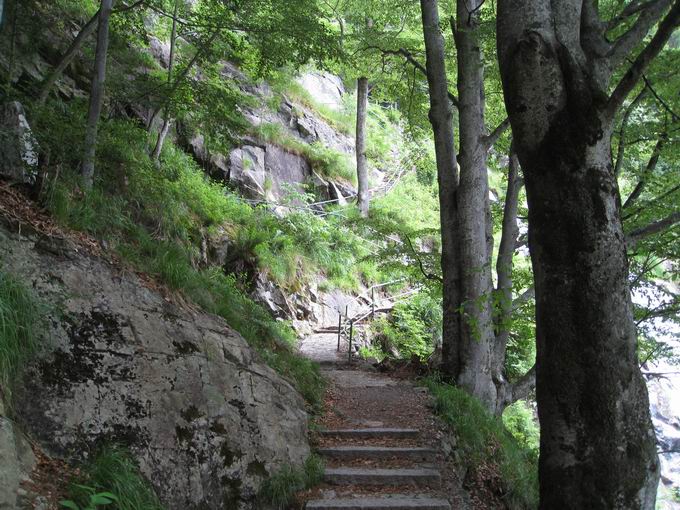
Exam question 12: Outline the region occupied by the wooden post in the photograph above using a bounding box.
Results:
[348,320,354,364]
[371,287,375,318]
[337,312,342,352]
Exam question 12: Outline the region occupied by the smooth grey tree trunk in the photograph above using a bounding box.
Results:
[356,76,369,217]
[453,0,497,410]
[493,148,520,377]
[81,0,113,190]
[496,0,679,506]
[419,0,462,379]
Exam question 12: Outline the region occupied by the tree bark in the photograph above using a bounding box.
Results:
[497,1,666,506]
[453,0,496,409]
[81,0,113,189]
[356,76,369,217]
[419,0,462,379]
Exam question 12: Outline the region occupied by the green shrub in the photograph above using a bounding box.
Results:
[66,445,163,510]
[502,400,539,463]
[370,293,441,359]
[425,378,538,509]
[257,454,324,509]
[0,270,41,405]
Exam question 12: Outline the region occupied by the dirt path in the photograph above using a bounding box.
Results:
[297,333,472,510]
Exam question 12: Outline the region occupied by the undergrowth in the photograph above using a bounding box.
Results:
[0,269,41,406]
[257,454,324,509]
[63,445,163,510]
[425,378,538,509]
[369,293,442,360]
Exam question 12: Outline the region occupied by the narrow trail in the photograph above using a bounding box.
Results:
[298,333,469,510]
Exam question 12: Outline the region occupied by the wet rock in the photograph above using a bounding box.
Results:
[0,225,310,510]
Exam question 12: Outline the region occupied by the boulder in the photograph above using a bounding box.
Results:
[0,223,310,510]
[0,102,39,185]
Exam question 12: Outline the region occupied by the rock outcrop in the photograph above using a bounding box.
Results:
[179,64,358,206]
[0,102,39,185]
[0,220,310,510]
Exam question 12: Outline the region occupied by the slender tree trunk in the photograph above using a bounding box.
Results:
[493,147,525,414]
[81,0,113,189]
[493,148,520,370]
[356,76,369,217]
[419,0,462,379]
[497,1,663,506]
[38,10,100,104]
[151,0,178,161]
[452,0,498,409]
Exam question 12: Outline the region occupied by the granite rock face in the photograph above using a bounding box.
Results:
[0,222,310,510]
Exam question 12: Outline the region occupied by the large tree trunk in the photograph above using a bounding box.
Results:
[81,0,113,189]
[497,1,665,506]
[355,76,369,217]
[453,0,497,410]
[419,0,462,379]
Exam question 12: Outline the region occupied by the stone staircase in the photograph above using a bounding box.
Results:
[305,427,451,510]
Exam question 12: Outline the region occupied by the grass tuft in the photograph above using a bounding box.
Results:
[257,454,324,509]
[0,269,41,405]
[425,378,538,509]
[66,445,163,510]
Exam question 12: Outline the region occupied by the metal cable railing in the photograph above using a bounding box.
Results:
[335,280,421,363]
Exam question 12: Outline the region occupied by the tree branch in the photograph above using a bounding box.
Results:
[404,234,443,282]
[607,0,661,31]
[606,0,680,118]
[496,364,536,413]
[622,134,666,209]
[623,182,680,220]
[365,46,460,107]
[607,0,672,69]
[512,286,535,311]
[37,0,146,104]
[482,118,511,149]
[614,88,647,176]
[640,73,680,121]
[626,211,680,248]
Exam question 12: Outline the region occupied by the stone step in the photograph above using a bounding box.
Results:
[324,467,440,486]
[319,428,419,439]
[318,446,437,460]
[306,497,451,510]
